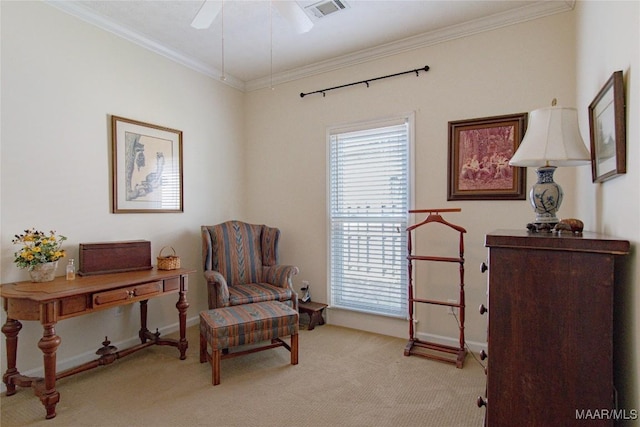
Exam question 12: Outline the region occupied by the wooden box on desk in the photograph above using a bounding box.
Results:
[78,240,152,276]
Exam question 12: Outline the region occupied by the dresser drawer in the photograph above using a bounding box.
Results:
[93,281,162,308]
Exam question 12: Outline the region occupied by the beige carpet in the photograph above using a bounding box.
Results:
[1,324,486,427]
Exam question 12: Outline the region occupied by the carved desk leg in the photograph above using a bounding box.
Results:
[176,287,189,360]
[139,299,150,343]
[37,316,61,419]
[1,318,22,396]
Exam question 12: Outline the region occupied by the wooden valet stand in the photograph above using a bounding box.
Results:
[405,208,467,368]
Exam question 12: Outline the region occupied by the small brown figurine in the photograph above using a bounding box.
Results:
[553,218,584,234]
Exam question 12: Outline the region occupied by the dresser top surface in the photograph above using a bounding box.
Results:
[486,229,630,255]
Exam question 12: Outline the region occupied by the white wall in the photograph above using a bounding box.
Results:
[245,11,579,348]
[2,1,638,408]
[0,2,245,374]
[575,0,640,419]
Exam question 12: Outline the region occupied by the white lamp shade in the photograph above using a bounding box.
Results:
[509,106,591,167]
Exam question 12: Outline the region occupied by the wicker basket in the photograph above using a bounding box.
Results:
[157,246,181,270]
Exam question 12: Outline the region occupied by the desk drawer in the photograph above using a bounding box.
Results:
[163,277,181,292]
[93,281,162,307]
[60,295,89,317]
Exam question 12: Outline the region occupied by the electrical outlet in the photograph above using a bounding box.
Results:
[114,306,124,317]
[447,299,457,315]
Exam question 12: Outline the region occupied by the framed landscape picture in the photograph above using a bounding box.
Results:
[111,115,183,213]
[589,70,626,183]
[448,113,527,201]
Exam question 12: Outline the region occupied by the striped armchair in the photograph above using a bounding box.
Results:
[201,221,299,310]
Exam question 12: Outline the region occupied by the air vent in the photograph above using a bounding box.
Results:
[304,0,349,19]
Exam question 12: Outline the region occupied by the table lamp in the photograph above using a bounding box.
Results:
[509,99,591,229]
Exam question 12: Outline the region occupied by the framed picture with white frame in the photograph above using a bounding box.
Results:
[111,115,183,213]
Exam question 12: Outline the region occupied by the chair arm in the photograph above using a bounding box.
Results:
[203,270,230,308]
[263,265,299,310]
[262,264,299,289]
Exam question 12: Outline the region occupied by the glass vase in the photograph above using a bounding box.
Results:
[28,261,59,283]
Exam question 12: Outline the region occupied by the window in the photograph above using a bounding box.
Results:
[328,114,413,318]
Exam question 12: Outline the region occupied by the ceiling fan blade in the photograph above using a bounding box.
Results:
[273,1,314,34]
[191,0,223,29]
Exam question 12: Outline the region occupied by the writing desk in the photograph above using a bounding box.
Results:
[0,267,194,420]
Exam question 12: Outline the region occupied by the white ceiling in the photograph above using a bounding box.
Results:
[47,0,574,91]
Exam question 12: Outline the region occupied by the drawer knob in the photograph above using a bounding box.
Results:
[480,350,488,360]
[480,262,488,273]
[127,290,135,299]
[477,396,487,408]
[479,304,487,315]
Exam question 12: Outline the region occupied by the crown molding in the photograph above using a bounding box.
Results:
[46,0,574,93]
[45,0,246,91]
[246,0,575,91]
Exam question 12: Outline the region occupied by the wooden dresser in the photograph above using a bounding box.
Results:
[479,230,630,426]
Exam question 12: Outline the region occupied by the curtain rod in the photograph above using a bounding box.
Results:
[300,65,430,98]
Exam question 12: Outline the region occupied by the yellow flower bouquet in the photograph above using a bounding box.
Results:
[12,229,67,270]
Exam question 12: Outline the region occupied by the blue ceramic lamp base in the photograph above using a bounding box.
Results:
[528,166,563,228]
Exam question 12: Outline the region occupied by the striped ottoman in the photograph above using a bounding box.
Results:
[199,300,299,385]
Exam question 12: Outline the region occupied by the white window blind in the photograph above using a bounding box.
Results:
[329,118,410,318]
